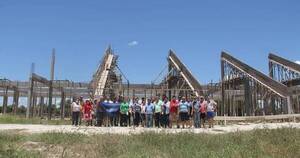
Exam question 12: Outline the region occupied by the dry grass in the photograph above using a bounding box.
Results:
[0,128,299,158]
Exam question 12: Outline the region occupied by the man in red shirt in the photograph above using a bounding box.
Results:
[169,96,179,128]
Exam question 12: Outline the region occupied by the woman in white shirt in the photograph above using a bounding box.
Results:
[71,99,81,126]
[207,99,217,128]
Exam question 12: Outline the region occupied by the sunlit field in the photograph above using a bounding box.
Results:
[0,128,299,158]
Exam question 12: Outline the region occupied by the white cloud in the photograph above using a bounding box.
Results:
[296,61,300,65]
[128,41,138,47]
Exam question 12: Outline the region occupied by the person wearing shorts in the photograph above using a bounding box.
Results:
[199,96,207,128]
[207,99,217,128]
[178,97,189,128]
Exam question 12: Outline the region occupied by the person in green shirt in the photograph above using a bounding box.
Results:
[154,97,163,128]
[120,97,129,127]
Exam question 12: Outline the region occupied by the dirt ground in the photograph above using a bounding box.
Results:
[0,122,300,135]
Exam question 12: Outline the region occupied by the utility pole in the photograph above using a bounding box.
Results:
[48,48,55,120]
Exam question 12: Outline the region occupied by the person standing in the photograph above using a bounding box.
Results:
[178,97,189,128]
[145,99,154,128]
[120,97,129,127]
[161,97,170,128]
[140,98,146,127]
[91,99,97,126]
[154,98,162,128]
[169,96,179,128]
[128,98,134,127]
[187,98,193,128]
[207,98,217,128]
[96,98,106,127]
[71,99,81,126]
[199,96,207,128]
[112,98,119,127]
[103,98,109,127]
[79,96,84,125]
[192,98,201,128]
[83,100,93,126]
[133,98,142,127]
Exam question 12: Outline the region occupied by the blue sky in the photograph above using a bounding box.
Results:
[0,0,300,84]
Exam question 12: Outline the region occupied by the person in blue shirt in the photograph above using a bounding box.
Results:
[178,97,189,128]
[192,98,200,128]
[145,99,154,128]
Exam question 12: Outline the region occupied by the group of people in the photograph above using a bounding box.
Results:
[71,95,217,129]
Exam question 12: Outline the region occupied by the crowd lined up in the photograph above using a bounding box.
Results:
[71,96,217,129]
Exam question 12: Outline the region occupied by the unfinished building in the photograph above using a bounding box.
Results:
[1,46,299,120]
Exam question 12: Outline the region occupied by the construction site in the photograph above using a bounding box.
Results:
[0,46,299,121]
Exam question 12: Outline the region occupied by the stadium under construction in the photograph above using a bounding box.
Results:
[0,46,299,120]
